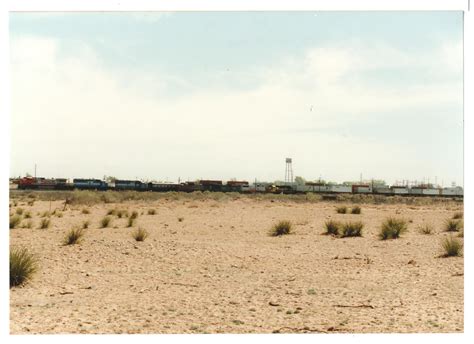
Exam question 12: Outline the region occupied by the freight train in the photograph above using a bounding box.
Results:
[13,176,464,197]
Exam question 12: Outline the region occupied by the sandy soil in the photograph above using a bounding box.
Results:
[9,197,463,333]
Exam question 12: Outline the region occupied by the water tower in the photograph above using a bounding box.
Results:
[285,158,293,184]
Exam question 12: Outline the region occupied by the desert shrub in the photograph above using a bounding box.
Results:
[341,221,364,237]
[39,218,51,229]
[24,211,32,219]
[10,215,21,229]
[147,209,156,215]
[63,228,84,245]
[82,220,90,229]
[127,217,135,228]
[324,220,341,236]
[418,223,433,235]
[21,220,33,229]
[269,220,292,236]
[130,211,139,220]
[452,212,463,220]
[15,208,24,215]
[379,217,407,240]
[10,247,38,287]
[132,228,149,242]
[441,236,463,257]
[336,206,347,214]
[351,206,361,214]
[444,219,461,232]
[101,216,112,228]
[81,208,90,214]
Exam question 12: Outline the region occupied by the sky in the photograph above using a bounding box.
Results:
[9,11,463,186]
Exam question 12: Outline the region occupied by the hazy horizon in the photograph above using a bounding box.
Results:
[9,12,464,187]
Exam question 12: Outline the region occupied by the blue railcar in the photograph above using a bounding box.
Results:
[73,178,108,191]
[114,180,149,191]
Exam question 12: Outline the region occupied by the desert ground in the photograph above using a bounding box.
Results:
[9,192,464,334]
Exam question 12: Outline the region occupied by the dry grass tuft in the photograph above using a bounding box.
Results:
[63,228,85,245]
[441,236,463,257]
[39,218,51,229]
[379,217,407,240]
[351,206,361,214]
[341,221,364,237]
[336,206,347,214]
[10,247,38,287]
[10,215,21,229]
[324,220,341,236]
[15,208,24,216]
[444,219,462,232]
[132,228,149,242]
[130,211,139,220]
[269,220,293,236]
[452,212,463,220]
[101,216,112,228]
[82,220,90,229]
[147,209,157,215]
[418,223,434,235]
[81,208,90,214]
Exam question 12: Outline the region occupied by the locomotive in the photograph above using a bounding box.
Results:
[14,176,463,197]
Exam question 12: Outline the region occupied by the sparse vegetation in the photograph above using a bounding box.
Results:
[81,208,90,214]
[458,229,464,238]
[10,247,38,287]
[10,215,21,229]
[15,208,24,215]
[127,217,135,228]
[351,206,361,214]
[324,220,341,236]
[418,223,434,235]
[130,211,139,220]
[341,221,364,237]
[21,220,33,229]
[41,211,51,218]
[269,220,292,236]
[82,220,90,229]
[147,209,157,215]
[63,228,84,245]
[452,212,463,220]
[101,216,112,228]
[39,218,51,229]
[107,209,117,216]
[336,206,347,214]
[24,211,32,219]
[379,217,408,240]
[441,236,463,257]
[444,219,462,232]
[55,211,63,218]
[132,228,149,242]
[116,209,129,218]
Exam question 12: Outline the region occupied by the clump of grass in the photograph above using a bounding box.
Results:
[24,211,32,219]
[15,208,24,215]
[55,211,63,218]
[116,209,129,218]
[351,206,361,214]
[10,215,22,229]
[10,247,38,287]
[336,206,347,214]
[127,217,135,228]
[269,220,292,236]
[147,209,156,215]
[324,220,341,236]
[27,199,35,206]
[341,221,364,237]
[39,218,50,229]
[21,220,33,229]
[82,220,90,229]
[63,228,85,245]
[41,211,51,218]
[107,209,117,216]
[132,228,149,242]
[100,216,112,228]
[418,223,433,235]
[444,219,462,232]
[130,211,139,220]
[379,217,408,240]
[441,236,463,257]
[81,208,90,214]
[452,212,463,220]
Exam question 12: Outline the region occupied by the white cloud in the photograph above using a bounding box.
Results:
[10,35,463,184]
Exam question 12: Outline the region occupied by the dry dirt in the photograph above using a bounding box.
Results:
[9,197,464,334]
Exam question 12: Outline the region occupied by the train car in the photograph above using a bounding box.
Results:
[441,187,463,197]
[352,184,372,194]
[241,182,268,193]
[115,179,147,191]
[73,178,108,191]
[225,180,249,192]
[391,186,409,195]
[408,187,424,196]
[421,188,441,196]
[150,183,181,192]
[178,181,202,192]
[18,177,36,190]
[373,186,393,195]
[18,177,73,190]
[330,185,352,193]
[199,180,224,192]
[302,183,332,193]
